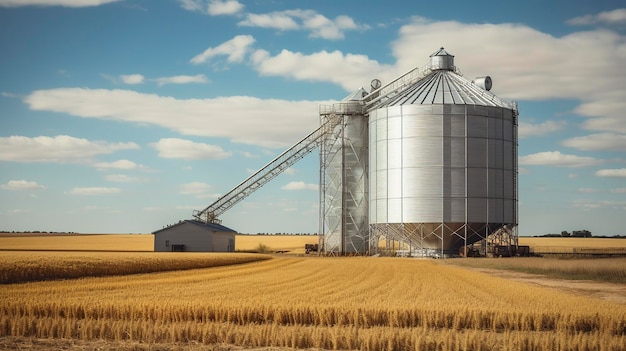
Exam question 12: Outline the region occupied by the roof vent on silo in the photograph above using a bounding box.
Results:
[430,47,455,71]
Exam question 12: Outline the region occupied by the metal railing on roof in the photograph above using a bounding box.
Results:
[319,101,364,115]
[363,63,433,109]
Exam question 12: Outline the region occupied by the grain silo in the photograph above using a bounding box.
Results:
[367,48,518,256]
[318,47,518,256]
[319,88,370,255]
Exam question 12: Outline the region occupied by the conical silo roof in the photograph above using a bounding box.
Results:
[376,69,511,108]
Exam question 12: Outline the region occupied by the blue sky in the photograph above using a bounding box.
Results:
[1,0,625,236]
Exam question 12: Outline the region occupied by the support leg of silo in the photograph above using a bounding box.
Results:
[464,224,467,257]
[440,222,443,259]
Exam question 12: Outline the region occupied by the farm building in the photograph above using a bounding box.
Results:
[153,220,236,252]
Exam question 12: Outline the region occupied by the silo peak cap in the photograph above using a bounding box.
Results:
[429,47,455,71]
[430,47,454,57]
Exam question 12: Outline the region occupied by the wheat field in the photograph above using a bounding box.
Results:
[1,256,625,350]
[0,234,153,251]
[518,237,626,254]
[0,251,270,284]
[2,234,626,350]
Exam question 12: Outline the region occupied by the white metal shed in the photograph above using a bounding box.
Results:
[153,220,236,252]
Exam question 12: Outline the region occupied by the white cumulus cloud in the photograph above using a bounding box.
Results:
[562,133,626,151]
[518,120,566,139]
[93,159,144,170]
[567,8,626,26]
[1,180,46,191]
[596,168,626,177]
[151,138,231,160]
[24,88,324,148]
[190,35,255,65]
[574,92,626,134]
[69,187,121,195]
[251,48,390,90]
[178,0,243,15]
[178,0,203,12]
[0,0,121,7]
[119,74,144,85]
[519,151,602,168]
[239,9,367,40]
[208,0,243,15]
[240,12,299,30]
[0,135,139,163]
[281,181,318,190]
[155,74,208,86]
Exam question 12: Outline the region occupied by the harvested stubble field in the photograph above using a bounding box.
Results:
[1,254,625,351]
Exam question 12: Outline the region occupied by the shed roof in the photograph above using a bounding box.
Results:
[153,219,237,234]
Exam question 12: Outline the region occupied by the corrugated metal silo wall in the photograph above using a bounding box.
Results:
[321,112,369,254]
[369,104,516,252]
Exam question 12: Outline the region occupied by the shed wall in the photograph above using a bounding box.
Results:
[212,232,236,252]
[154,222,235,252]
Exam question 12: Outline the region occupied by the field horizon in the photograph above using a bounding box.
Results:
[2,232,625,255]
